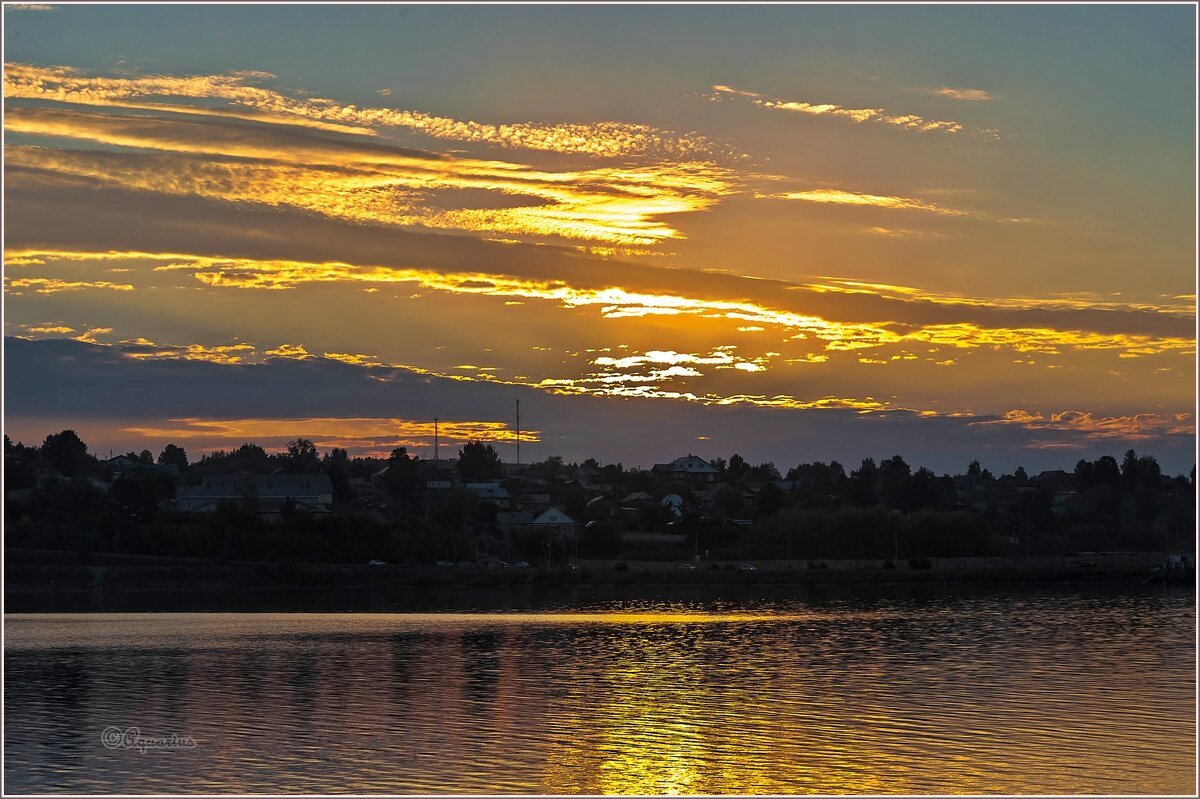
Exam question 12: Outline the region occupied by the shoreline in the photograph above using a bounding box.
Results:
[5,547,1191,612]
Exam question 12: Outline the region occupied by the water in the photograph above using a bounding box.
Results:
[4,586,1195,794]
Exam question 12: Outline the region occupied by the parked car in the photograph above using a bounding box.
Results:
[513,561,531,569]
[368,559,387,567]
[738,563,757,572]
[678,562,697,571]
[436,560,455,568]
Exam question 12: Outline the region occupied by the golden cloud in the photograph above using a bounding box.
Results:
[125,342,256,365]
[10,249,1194,360]
[711,84,966,133]
[5,119,734,245]
[121,416,536,446]
[976,409,1195,441]
[930,87,992,101]
[6,276,134,294]
[6,63,722,159]
[265,343,314,359]
[22,323,75,334]
[762,189,969,216]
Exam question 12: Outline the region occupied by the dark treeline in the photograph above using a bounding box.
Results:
[4,430,1195,565]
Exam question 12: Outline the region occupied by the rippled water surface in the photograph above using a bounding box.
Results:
[4,587,1195,794]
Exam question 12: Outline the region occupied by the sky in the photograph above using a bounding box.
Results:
[3,2,1197,475]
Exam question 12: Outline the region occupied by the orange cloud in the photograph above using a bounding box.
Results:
[5,119,734,246]
[6,63,723,159]
[976,409,1195,441]
[762,189,969,216]
[6,276,134,294]
[10,249,1194,359]
[711,84,966,133]
[121,416,537,446]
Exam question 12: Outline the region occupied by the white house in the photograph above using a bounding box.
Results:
[529,506,580,538]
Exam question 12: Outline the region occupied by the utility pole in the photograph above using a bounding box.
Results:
[515,398,521,465]
[434,417,439,462]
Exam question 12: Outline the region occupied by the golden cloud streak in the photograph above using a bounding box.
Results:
[6,276,134,293]
[72,327,112,344]
[10,249,1193,358]
[6,132,733,245]
[763,189,969,216]
[22,324,75,334]
[5,63,722,159]
[977,409,1195,441]
[929,87,992,101]
[125,342,256,365]
[121,416,536,445]
[712,85,965,133]
[809,278,1196,318]
[265,343,313,359]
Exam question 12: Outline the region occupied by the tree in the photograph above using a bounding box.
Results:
[458,441,503,482]
[1014,466,1028,481]
[879,455,911,509]
[41,430,92,477]
[383,447,424,513]
[284,439,320,473]
[725,454,748,482]
[158,444,189,470]
[1121,449,1140,486]
[138,449,154,465]
[847,458,878,506]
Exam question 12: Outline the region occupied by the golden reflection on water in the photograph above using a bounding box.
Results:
[4,599,1196,795]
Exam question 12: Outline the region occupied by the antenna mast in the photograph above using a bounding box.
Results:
[434,417,439,461]
[515,399,521,465]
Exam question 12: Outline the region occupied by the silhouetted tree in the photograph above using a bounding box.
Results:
[879,455,911,509]
[158,444,188,470]
[41,430,93,477]
[458,441,503,482]
[383,447,424,513]
[284,438,321,473]
[725,454,748,483]
[847,458,878,506]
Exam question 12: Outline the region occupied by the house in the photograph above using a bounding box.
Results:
[652,455,720,486]
[572,464,614,493]
[496,509,536,534]
[661,493,684,519]
[467,481,512,509]
[529,507,580,538]
[421,465,457,491]
[176,473,333,515]
[1035,470,1074,492]
[104,455,180,480]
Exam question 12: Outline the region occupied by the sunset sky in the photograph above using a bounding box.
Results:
[3,3,1196,474]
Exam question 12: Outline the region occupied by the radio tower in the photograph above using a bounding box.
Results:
[515,399,521,465]
[434,417,439,461]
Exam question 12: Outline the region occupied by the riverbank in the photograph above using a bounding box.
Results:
[6,547,1189,612]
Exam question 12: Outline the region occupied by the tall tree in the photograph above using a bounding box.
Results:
[41,430,92,477]
[158,444,189,470]
[284,438,321,473]
[458,441,503,482]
